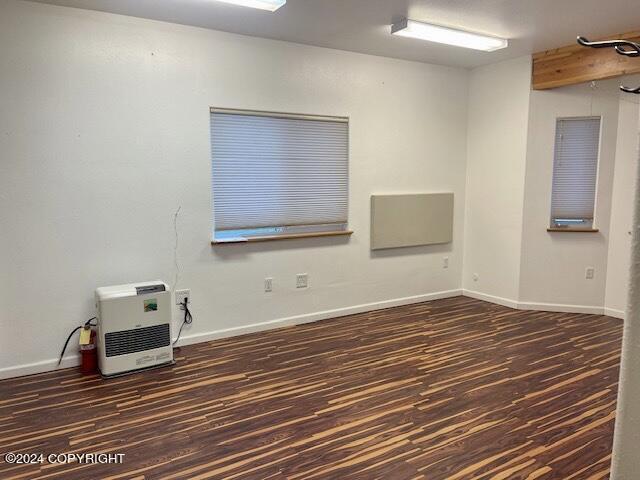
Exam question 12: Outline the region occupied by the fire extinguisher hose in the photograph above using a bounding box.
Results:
[57,317,97,367]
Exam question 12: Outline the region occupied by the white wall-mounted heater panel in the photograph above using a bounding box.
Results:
[95,281,173,377]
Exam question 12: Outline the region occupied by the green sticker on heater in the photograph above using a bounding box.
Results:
[144,299,158,312]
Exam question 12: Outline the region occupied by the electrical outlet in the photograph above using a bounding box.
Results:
[586,267,595,280]
[296,273,308,289]
[175,289,190,310]
[264,277,273,293]
[473,273,479,282]
[443,257,449,269]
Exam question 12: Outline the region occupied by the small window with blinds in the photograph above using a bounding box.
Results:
[211,108,349,242]
[550,116,601,230]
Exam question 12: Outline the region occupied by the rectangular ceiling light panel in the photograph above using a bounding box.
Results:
[391,19,508,52]
[213,0,286,12]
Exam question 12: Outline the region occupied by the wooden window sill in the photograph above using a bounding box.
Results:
[547,228,600,233]
[212,230,353,244]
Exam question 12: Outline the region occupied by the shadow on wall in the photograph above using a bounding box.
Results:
[209,235,353,260]
[208,235,453,260]
[546,230,607,246]
[370,242,452,259]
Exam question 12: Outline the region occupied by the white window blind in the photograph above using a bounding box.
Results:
[211,109,349,240]
[550,117,601,229]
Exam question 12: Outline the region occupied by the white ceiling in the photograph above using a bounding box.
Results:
[31,0,640,68]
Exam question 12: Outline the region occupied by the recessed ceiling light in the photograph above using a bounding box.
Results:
[391,19,508,52]
[212,0,286,12]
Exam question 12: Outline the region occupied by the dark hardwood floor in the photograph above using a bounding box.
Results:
[0,296,623,479]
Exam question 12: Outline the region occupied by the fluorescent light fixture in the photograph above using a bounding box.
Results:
[212,0,286,12]
[391,19,508,52]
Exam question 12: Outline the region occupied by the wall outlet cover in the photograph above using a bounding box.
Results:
[586,267,595,280]
[175,289,191,309]
[296,274,308,289]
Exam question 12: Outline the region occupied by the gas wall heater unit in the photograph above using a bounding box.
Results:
[95,281,174,377]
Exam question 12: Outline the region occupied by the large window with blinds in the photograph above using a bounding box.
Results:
[211,108,349,242]
[550,116,602,230]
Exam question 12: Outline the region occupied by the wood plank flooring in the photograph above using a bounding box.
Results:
[0,296,623,480]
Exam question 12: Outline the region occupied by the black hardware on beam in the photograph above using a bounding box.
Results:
[577,36,640,93]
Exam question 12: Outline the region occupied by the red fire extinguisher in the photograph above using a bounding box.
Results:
[58,317,98,374]
[79,327,98,374]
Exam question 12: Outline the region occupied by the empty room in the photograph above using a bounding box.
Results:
[2,0,640,479]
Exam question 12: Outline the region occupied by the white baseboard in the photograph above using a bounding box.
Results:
[0,289,462,380]
[462,289,519,309]
[463,289,625,318]
[0,354,81,381]
[3,288,622,380]
[517,301,604,315]
[174,289,463,348]
[604,307,626,320]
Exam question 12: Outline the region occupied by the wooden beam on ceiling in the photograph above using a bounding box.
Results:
[532,31,640,90]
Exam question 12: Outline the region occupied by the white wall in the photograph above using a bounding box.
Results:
[1,0,634,381]
[462,56,531,304]
[0,0,469,378]
[518,82,620,310]
[605,98,639,318]
[463,68,633,315]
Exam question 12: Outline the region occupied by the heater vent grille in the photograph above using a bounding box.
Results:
[105,324,171,357]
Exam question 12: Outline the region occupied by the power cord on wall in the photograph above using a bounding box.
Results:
[57,317,97,367]
[172,206,181,293]
[173,298,193,347]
